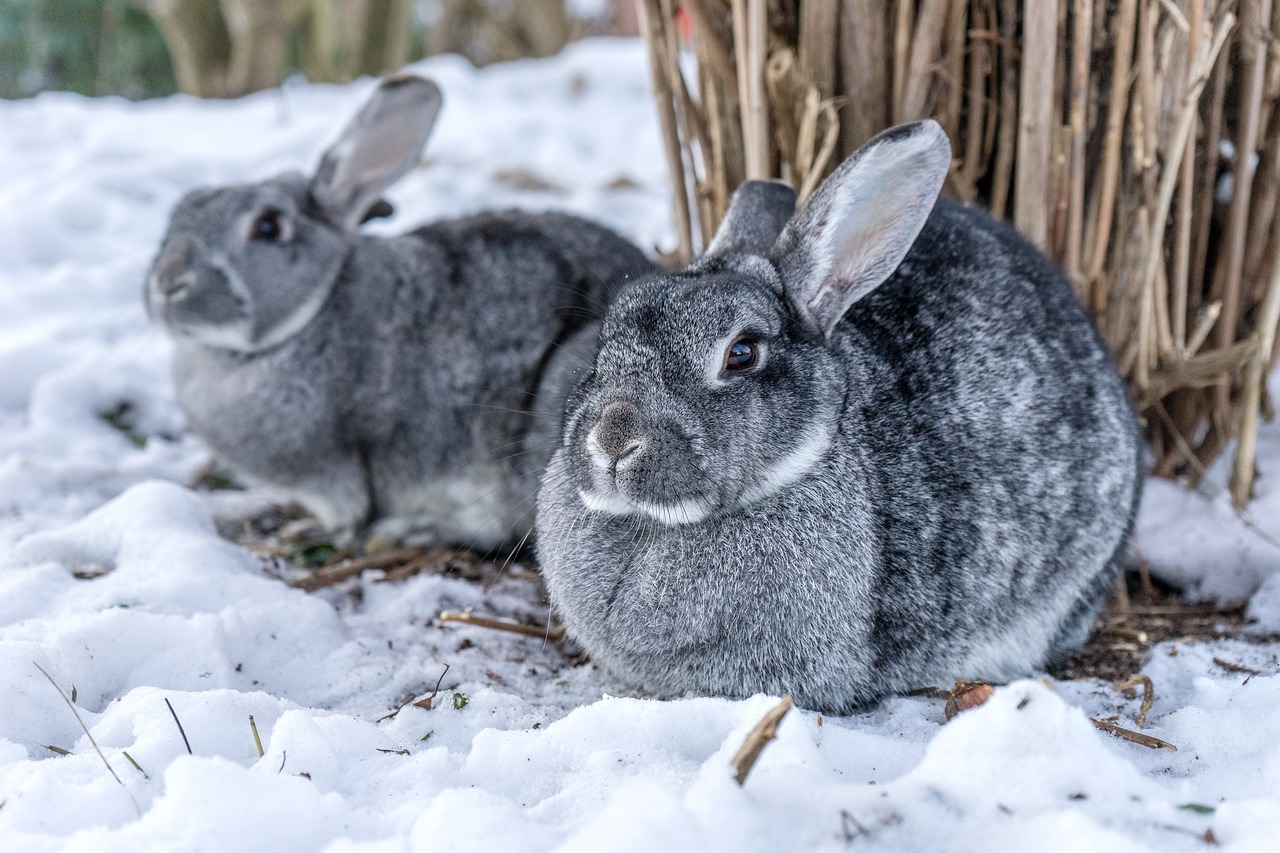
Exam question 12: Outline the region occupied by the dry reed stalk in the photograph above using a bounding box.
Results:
[658,0,715,242]
[990,0,1019,219]
[1139,11,1236,360]
[1064,0,1093,289]
[1231,204,1280,505]
[892,1,914,121]
[839,0,889,152]
[1191,36,1229,314]
[1013,1,1054,249]
[1085,0,1138,283]
[957,0,991,200]
[737,0,771,178]
[941,0,968,142]
[1214,0,1273,397]
[637,0,694,262]
[799,0,839,98]
[1171,0,1205,352]
[902,0,949,121]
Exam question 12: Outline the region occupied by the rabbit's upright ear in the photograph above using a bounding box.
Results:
[310,75,443,232]
[702,180,796,258]
[771,120,950,338]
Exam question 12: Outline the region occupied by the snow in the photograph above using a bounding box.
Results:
[2,37,1279,852]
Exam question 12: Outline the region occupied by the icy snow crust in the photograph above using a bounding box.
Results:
[2,39,1279,852]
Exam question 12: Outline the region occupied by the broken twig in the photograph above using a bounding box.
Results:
[730,695,795,785]
[438,610,565,641]
[1090,717,1177,752]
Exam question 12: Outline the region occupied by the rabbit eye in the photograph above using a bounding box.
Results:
[722,338,759,374]
[251,209,284,242]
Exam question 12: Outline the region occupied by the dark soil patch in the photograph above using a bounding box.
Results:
[1050,569,1274,682]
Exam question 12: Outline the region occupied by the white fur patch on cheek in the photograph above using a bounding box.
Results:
[184,316,255,351]
[739,418,834,506]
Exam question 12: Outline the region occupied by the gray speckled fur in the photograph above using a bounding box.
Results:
[146,77,654,550]
[535,122,1142,713]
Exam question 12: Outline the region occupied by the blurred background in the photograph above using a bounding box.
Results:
[0,0,637,99]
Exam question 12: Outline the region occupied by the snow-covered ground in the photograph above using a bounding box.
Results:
[2,38,1280,852]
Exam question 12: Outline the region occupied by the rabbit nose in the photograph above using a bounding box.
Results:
[588,401,646,469]
[153,242,195,296]
[157,271,196,297]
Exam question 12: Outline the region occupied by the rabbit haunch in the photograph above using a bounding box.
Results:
[536,121,1142,713]
[146,75,655,549]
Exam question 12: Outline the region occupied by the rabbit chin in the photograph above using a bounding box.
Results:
[577,488,713,526]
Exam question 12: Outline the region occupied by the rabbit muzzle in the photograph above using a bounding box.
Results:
[574,396,716,526]
[147,238,256,350]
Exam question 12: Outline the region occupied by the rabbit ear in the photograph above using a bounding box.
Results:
[310,75,442,232]
[703,180,797,258]
[771,120,950,338]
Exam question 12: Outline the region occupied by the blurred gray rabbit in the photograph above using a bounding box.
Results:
[536,120,1142,713]
[146,75,655,551]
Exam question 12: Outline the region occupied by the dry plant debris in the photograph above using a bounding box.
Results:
[731,695,795,785]
[438,609,565,641]
[1090,717,1178,752]
[944,679,995,719]
[1048,572,1271,684]
[1115,674,1156,729]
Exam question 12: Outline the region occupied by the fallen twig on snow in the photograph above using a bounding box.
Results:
[1090,717,1177,752]
[1115,674,1156,728]
[731,695,795,785]
[438,609,564,641]
[1212,657,1261,677]
[288,547,428,591]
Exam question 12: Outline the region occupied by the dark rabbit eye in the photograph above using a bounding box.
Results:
[251,209,284,242]
[723,338,759,373]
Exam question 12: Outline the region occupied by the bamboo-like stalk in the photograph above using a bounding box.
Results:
[1013,1,1059,249]
[839,0,889,152]
[637,0,693,262]
[1231,224,1280,505]
[1214,0,1272,387]
[1085,0,1138,282]
[1139,11,1235,355]
[990,0,1019,220]
[1171,0,1205,352]
[1064,0,1092,290]
[902,0,949,121]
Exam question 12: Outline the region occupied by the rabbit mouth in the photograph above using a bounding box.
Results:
[578,487,713,526]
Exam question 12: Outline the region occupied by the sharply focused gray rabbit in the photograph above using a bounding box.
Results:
[536,121,1142,713]
[146,75,655,550]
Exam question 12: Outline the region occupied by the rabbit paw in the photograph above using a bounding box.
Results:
[363,516,444,553]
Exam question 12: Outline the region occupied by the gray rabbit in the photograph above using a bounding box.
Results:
[536,120,1142,713]
[146,75,655,551]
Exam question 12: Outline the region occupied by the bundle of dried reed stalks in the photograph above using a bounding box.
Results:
[635,0,1280,506]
